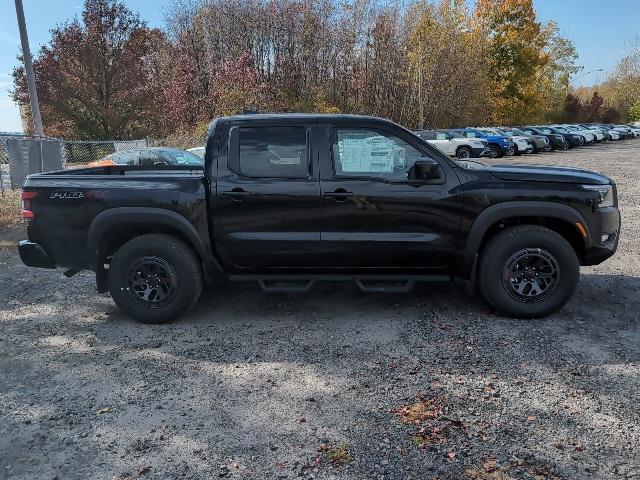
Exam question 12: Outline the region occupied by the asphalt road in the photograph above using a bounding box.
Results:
[1,139,639,480]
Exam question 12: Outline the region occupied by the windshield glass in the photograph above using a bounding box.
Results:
[539,128,553,134]
[447,130,465,138]
[553,126,569,133]
[480,129,501,136]
[160,149,203,166]
[500,129,520,136]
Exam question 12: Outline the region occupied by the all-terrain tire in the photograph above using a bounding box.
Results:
[479,225,579,318]
[108,234,203,323]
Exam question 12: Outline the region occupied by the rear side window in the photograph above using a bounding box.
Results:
[435,132,449,140]
[114,151,137,165]
[237,127,308,178]
[418,130,436,140]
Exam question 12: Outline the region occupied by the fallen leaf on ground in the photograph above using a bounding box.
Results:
[96,407,111,414]
[138,465,151,476]
[447,452,456,460]
[392,395,445,425]
[526,415,536,422]
[483,458,497,472]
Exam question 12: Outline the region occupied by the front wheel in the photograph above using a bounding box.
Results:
[108,233,203,323]
[478,225,579,318]
[488,144,501,158]
[506,144,516,156]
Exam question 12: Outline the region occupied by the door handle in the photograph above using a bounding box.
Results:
[324,189,353,201]
[221,188,251,201]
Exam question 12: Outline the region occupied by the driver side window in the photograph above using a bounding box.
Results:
[332,128,425,181]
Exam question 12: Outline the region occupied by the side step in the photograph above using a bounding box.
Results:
[228,274,450,293]
[258,279,315,292]
[354,279,415,293]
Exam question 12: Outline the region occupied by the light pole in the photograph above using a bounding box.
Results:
[571,68,604,84]
[14,0,44,137]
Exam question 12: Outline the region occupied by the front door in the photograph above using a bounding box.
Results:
[212,123,321,269]
[318,125,462,270]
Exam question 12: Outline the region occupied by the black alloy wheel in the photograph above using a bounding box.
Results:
[501,248,560,303]
[127,256,178,307]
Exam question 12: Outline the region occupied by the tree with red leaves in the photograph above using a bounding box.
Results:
[12,0,165,139]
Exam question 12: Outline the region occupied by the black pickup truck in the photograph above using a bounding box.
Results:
[18,114,620,323]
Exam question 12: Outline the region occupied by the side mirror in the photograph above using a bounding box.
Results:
[410,157,441,181]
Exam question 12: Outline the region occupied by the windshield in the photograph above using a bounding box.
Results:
[553,126,569,133]
[480,129,501,136]
[500,128,524,136]
[160,149,203,166]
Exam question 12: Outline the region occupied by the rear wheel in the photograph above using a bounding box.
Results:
[479,225,579,318]
[456,146,472,159]
[108,234,203,323]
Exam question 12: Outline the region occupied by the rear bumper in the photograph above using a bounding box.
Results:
[18,241,56,269]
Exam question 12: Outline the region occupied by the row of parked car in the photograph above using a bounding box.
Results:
[415,123,640,159]
[85,122,639,168]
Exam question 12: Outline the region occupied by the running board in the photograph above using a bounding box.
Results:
[354,279,415,292]
[258,279,315,292]
[228,274,450,293]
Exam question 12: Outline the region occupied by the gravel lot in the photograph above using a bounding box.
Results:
[1,140,639,480]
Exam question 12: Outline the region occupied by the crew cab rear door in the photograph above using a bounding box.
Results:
[317,123,461,270]
[211,121,321,269]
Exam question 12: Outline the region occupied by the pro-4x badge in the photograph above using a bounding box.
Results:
[50,191,84,199]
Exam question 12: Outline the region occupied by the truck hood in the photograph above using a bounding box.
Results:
[486,164,610,185]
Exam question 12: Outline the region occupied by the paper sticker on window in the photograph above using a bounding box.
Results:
[340,136,394,173]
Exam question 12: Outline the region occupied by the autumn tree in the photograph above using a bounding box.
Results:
[536,22,580,122]
[475,0,549,124]
[629,100,640,122]
[12,0,165,139]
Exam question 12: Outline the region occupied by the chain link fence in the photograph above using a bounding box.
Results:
[0,134,206,193]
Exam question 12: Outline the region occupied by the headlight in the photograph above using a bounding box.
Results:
[582,184,614,208]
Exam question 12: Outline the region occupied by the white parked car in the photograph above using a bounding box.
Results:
[591,125,621,140]
[415,129,488,159]
[566,124,605,142]
[553,125,595,144]
[479,128,533,155]
[616,125,640,138]
[187,146,206,159]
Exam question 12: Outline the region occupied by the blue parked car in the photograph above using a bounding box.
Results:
[452,128,513,158]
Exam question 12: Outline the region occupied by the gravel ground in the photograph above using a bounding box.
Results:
[1,140,639,480]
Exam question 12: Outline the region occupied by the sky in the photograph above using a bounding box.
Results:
[0,0,638,133]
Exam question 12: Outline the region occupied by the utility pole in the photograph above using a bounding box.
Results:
[14,0,44,137]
